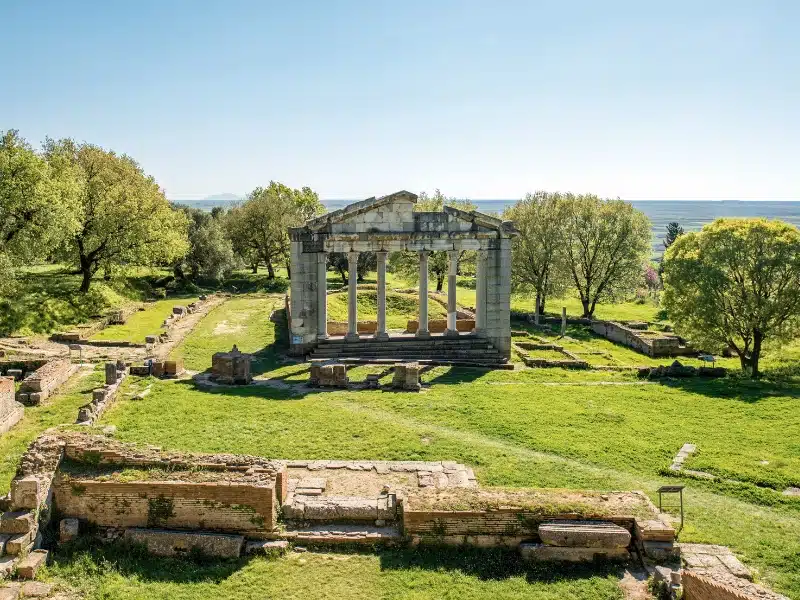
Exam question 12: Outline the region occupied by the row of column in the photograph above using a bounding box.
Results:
[316,250,487,341]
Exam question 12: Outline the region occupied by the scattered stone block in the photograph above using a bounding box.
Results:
[123,528,244,558]
[20,582,52,597]
[172,306,187,316]
[151,362,165,378]
[244,540,289,555]
[0,583,20,600]
[364,374,381,389]
[60,518,79,543]
[520,543,629,562]
[211,346,252,384]
[104,363,117,386]
[145,335,158,345]
[9,477,43,510]
[538,521,631,549]
[4,532,32,555]
[391,362,422,391]
[14,550,47,579]
[26,393,43,405]
[164,360,185,378]
[129,365,151,376]
[0,512,35,535]
[297,478,327,490]
[6,370,23,381]
[309,361,348,388]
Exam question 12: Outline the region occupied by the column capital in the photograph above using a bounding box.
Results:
[417,250,430,258]
[375,250,389,257]
[347,250,359,260]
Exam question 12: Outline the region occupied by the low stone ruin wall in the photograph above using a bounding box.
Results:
[76,362,127,424]
[327,321,377,336]
[591,321,694,358]
[512,342,589,369]
[51,305,140,342]
[406,319,475,334]
[682,570,789,600]
[0,376,24,435]
[15,359,77,405]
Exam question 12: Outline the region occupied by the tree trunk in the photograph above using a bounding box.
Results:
[750,330,763,378]
[286,262,291,279]
[267,262,275,279]
[580,297,592,319]
[79,266,93,293]
[173,264,185,280]
[436,274,444,292]
[250,263,258,274]
[338,267,347,285]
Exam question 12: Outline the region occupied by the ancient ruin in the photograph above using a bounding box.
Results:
[211,345,252,384]
[0,377,24,436]
[288,191,517,365]
[15,360,77,406]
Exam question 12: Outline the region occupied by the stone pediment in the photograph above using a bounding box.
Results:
[304,190,517,237]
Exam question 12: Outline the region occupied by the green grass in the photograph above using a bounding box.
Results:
[168,295,282,372]
[326,290,448,330]
[0,366,103,494]
[90,298,199,343]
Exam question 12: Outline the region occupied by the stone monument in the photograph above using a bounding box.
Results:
[211,346,252,384]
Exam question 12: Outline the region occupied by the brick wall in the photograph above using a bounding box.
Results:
[53,476,276,533]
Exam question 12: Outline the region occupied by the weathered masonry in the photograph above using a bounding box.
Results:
[288,191,518,360]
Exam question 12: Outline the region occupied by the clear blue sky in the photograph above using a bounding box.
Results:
[3,1,799,200]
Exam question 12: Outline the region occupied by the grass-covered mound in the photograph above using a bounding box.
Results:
[326,290,448,330]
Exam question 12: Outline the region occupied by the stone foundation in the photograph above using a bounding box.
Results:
[309,362,348,388]
[391,362,422,390]
[124,528,244,558]
[591,321,694,358]
[211,346,252,384]
[0,377,24,436]
[15,360,77,405]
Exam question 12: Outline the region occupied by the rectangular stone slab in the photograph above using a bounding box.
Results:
[124,528,244,558]
[538,521,631,549]
[520,543,629,563]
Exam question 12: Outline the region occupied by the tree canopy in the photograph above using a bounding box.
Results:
[663,221,685,250]
[0,130,80,291]
[175,205,238,282]
[662,218,800,376]
[389,190,477,292]
[226,181,324,278]
[504,191,570,316]
[44,139,189,292]
[561,194,651,318]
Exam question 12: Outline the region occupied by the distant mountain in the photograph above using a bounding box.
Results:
[203,193,243,202]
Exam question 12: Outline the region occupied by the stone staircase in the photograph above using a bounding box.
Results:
[310,334,507,367]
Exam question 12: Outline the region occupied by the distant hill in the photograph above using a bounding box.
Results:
[203,193,243,202]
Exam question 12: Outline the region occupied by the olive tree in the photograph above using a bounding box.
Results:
[562,194,651,318]
[662,218,800,377]
[226,182,324,279]
[44,139,189,292]
[174,205,238,281]
[504,191,570,318]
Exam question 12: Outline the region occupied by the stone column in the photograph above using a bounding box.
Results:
[474,250,487,335]
[445,250,460,337]
[375,251,389,340]
[317,252,328,340]
[416,251,431,338]
[345,251,359,341]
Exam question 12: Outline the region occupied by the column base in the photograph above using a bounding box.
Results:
[472,328,485,337]
[415,330,431,339]
[374,332,390,341]
[444,329,460,338]
[317,334,329,341]
[344,333,360,342]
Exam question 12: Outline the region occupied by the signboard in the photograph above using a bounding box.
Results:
[292,335,303,345]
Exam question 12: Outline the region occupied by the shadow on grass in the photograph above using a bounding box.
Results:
[377,545,623,584]
[50,539,625,587]
[653,374,800,402]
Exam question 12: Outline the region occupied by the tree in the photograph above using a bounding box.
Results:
[663,221,685,250]
[562,194,651,318]
[175,206,238,281]
[226,182,324,279]
[389,190,477,292]
[0,130,80,289]
[662,218,800,377]
[44,139,189,292]
[504,191,570,317]
[327,252,376,285]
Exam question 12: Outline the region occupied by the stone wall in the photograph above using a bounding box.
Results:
[327,321,377,336]
[591,321,694,358]
[16,360,77,405]
[406,319,475,334]
[682,570,789,600]
[0,376,24,436]
[53,477,276,534]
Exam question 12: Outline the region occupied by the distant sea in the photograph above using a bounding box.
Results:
[180,198,800,256]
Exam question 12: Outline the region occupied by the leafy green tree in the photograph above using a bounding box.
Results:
[504,191,570,317]
[44,139,189,292]
[327,252,376,285]
[174,206,239,281]
[663,221,685,250]
[0,130,80,291]
[226,182,324,279]
[662,218,800,377]
[389,190,477,292]
[562,194,651,318]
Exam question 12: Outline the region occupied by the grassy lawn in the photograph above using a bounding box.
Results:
[326,290,448,330]
[0,366,103,495]
[41,291,794,599]
[90,297,200,343]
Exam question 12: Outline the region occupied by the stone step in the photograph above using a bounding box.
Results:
[283,494,397,522]
[520,543,630,563]
[538,521,632,549]
[308,357,512,368]
[316,343,499,352]
[311,350,502,359]
[274,523,402,545]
